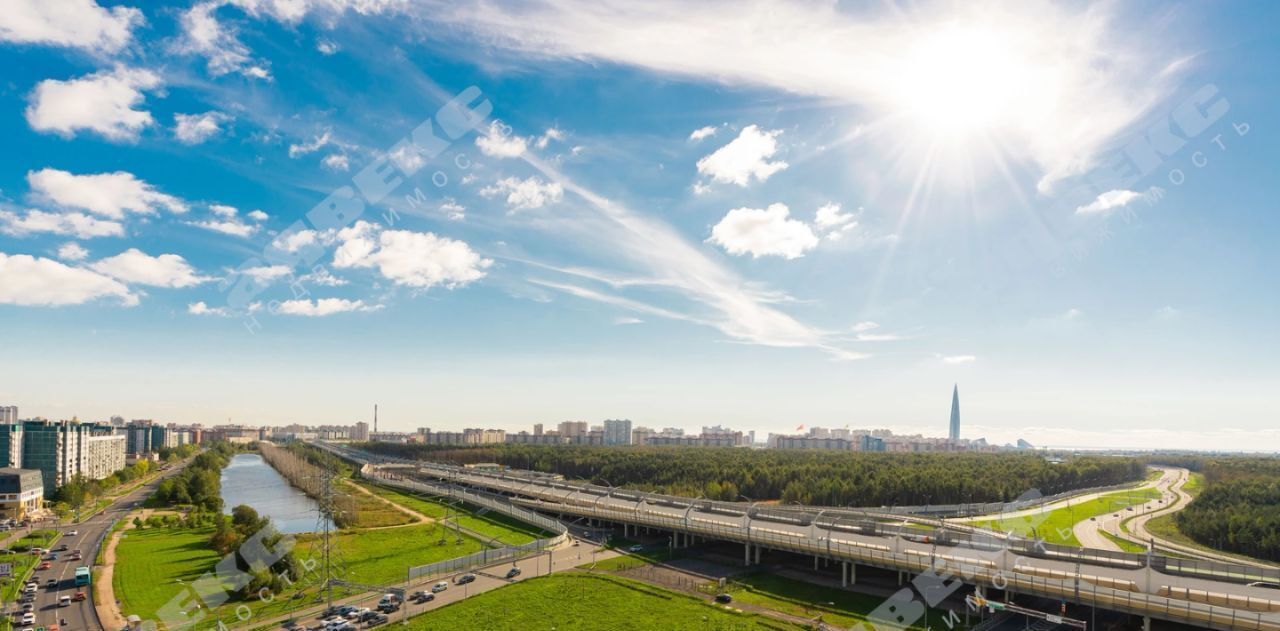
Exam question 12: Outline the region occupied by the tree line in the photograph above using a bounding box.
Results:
[1174,457,1280,562]
[357,443,1145,506]
[149,441,242,511]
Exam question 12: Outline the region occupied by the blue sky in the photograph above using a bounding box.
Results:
[1,0,1276,450]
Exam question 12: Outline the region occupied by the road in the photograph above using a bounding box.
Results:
[18,463,188,631]
[1072,467,1183,552]
[948,467,1173,526]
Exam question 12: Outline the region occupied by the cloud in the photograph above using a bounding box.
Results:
[695,125,787,187]
[475,120,528,158]
[90,249,210,288]
[0,252,136,307]
[534,127,564,150]
[187,301,231,316]
[422,1,1182,192]
[0,0,142,54]
[852,321,879,333]
[239,264,292,281]
[0,209,124,239]
[322,153,350,171]
[174,111,232,144]
[941,355,977,364]
[316,38,339,55]
[707,203,818,259]
[272,228,335,254]
[209,204,237,218]
[333,222,492,289]
[28,168,187,219]
[57,243,89,262]
[247,209,269,221]
[275,298,381,316]
[1155,305,1181,320]
[439,198,466,221]
[176,1,271,79]
[25,66,161,141]
[479,176,564,210]
[297,268,347,287]
[614,316,644,325]
[814,202,855,230]
[1075,187,1161,215]
[288,131,332,157]
[186,219,258,238]
[688,125,718,141]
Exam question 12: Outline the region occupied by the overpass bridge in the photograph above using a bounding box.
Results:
[313,441,1280,630]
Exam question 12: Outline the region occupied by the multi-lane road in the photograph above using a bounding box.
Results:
[17,463,187,631]
[1072,467,1183,552]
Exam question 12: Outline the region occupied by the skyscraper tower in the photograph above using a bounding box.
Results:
[949,384,960,440]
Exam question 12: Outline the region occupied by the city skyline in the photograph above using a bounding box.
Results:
[1,2,1277,452]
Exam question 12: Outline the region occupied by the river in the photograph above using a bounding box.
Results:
[220,452,333,534]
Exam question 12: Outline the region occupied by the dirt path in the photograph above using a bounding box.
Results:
[342,481,434,528]
[95,521,129,631]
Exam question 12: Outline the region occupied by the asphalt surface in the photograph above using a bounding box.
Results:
[1073,467,1182,552]
[16,463,187,631]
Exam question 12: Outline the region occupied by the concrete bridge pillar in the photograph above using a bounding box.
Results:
[814,556,819,570]
[849,562,857,585]
[1143,616,1150,631]
[744,543,751,566]
[754,545,762,564]
[842,562,849,587]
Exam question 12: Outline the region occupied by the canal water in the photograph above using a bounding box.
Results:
[221,452,333,534]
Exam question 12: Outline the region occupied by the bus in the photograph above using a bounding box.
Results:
[74,566,90,587]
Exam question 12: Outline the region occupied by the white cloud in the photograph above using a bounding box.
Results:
[0,252,136,307]
[814,202,855,230]
[425,1,1182,192]
[614,316,644,325]
[209,204,238,218]
[0,0,142,54]
[707,203,818,259]
[186,219,258,238]
[25,66,160,142]
[174,111,232,144]
[247,209,269,221]
[333,223,491,289]
[941,355,977,364]
[272,228,335,254]
[275,298,381,316]
[176,1,271,79]
[1155,305,1181,320]
[387,143,425,173]
[1075,187,1161,215]
[0,209,124,239]
[534,127,564,150]
[696,125,787,187]
[298,268,347,287]
[440,199,466,221]
[90,249,210,288]
[240,264,292,281]
[852,321,879,333]
[322,153,350,171]
[316,38,339,55]
[28,168,187,219]
[479,176,564,210]
[288,131,331,157]
[688,125,718,141]
[57,242,89,262]
[187,301,230,316]
[475,121,527,158]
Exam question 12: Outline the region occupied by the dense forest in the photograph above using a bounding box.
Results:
[1175,457,1280,562]
[356,443,1144,506]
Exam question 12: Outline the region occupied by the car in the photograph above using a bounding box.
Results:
[454,574,475,585]
[1089,517,1096,521]
[408,591,429,601]
[368,614,389,627]
[56,544,68,552]
[430,582,448,593]
[321,617,345,628]
[22,604,35,613]
[65,531,77,537]
[1126,507,1135,511]
[572,540,580,547]
[345,608,369,621]
[72,593,86,602]
[358,611,378,622]
[414,593,435,604]
[38,562,51,570]
[714,593,733,604]
[628,544,645,552]
[47,578,59,588]
[1248,581,1280,590]
[504,567,522,579]
[59,596,71,608]
[21,613,35,625]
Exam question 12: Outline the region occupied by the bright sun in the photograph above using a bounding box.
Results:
[890,22,1056,141]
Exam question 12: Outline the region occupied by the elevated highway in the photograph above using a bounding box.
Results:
[314,442,1280,630]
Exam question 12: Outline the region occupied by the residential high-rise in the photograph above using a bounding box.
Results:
[353,421,370,441]
[0,406,18,424]
[558,421,587,439]
[949,384,961,440]
[602,419,632,446]
[22,419,126,495]
[0,423,23,468]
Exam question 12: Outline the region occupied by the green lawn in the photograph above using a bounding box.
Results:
[294,522,486,586]
[1101,530,1147,553]
[11,529,61,551]
[1184,472,1205,497]
[357,482,551,545]
[970,487,1162,545]
[401,573,802,630]
[113,527,225,624]
[724,571,968,630]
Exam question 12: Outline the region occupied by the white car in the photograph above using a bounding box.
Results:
[66,530,78,536]
[21,613,35,625]
[430,582,448,593]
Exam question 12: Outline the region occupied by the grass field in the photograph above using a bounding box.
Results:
[357,482,550,545]
[725,572,968,630]
[1101,530,1147,553]
[971,487,1162,546]
[401,573,802,630]
[113,527,224,624]
[294,522,486,585]
[1183,472,1205,497]
[339,481,416,528]
[11,529,61,551]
